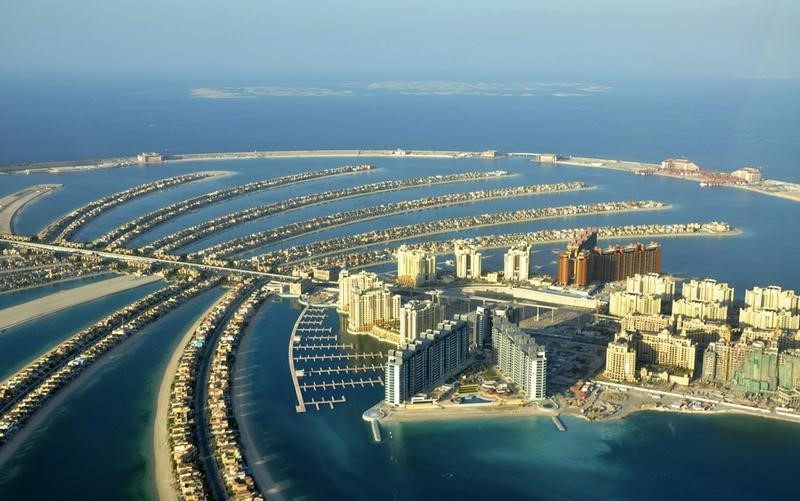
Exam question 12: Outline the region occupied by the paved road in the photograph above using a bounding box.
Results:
[193,287,254,500]
[0,238,295,282]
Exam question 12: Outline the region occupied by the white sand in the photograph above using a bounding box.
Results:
[0,274,160,331]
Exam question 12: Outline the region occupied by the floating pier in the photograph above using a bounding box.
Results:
[294,343,355,351]
[295,326,333,333]
[294,351,384,362]
[298,334,337,341]
[303,395,347,411]
[300,377,383,391]
[370,420,382,443]
[303,364,384,376]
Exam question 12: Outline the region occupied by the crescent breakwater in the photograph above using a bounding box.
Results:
[188,182,593,261]
[234,200,668,272]
[543,154,800,203]
[8,148,800,206]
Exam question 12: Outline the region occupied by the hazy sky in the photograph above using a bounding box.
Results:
[2,0,799,80]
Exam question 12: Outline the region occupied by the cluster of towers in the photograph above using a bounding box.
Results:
[557,229,661,286]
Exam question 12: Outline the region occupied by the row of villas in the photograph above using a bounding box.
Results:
[0,275,220,444]
[294,221,730,272]
[0,247,111,291]
[38,171,216,242]
[206,285,272,500]
[168,286,246,500]
[148,164,442,257]
[95,165,374,250]
[252,200,665,273]
[189,172,533,263]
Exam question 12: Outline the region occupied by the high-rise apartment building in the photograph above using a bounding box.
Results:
[745,286,800,312]
[702,341,734,384]
[626,273,676,303]
[493,318,547,400]
[397,246,436,287]
[614,329,696,375]
[503,242,531,282]
[454,240,482,279]
[348,287,401,333]
[732,341,779,393]
[338,270,384,312]
[474,304,515,350]
[609,292,662,317]
[680,278,734,306]
[384,318,471,405]
[672,299,729,322]
[398,300,445,344]
[556,230,661,286]
[604,334,638,382]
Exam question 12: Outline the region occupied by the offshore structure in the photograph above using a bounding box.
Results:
[556,229,661,286]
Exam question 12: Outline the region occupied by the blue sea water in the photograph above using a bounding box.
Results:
[0,288,223,500]
[1,76,800,500]
[0,278,164,381]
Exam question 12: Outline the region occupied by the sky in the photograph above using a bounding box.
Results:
[1,0,799,80]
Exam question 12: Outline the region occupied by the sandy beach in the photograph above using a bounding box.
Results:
[152,288,226,501]
[380,401,558,424]
[0,274,161,331]
[0,184,61,233]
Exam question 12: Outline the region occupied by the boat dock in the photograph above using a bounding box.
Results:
[303,364,384,376]
[369,420,382,443]
[303,395,347,411]
[289,306,386,413]
[300,377,383,391]
[294,343,355,351]
[294,351,384,362]
[551,415,567,432]
[288,307,310,413]
[298,334,337,341]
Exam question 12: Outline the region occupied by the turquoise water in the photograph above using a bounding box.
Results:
[0,78,799,499]
[0,288,223,500]
[234,300,800,500]
[0,279,164,381]
[0,272,116,309]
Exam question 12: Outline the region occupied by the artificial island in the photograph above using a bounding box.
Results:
[1,147,799,501]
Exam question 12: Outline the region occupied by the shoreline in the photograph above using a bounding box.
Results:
[232,301,288,501]
[152,288,227,501]
[225,184,595,259]
[0,184,62,234]
[340,227,742,271]
[0,274,162,331]
[5,148,799,205]
[280,203,671,267]
[552,156,800,204]
[379,396,800,428]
